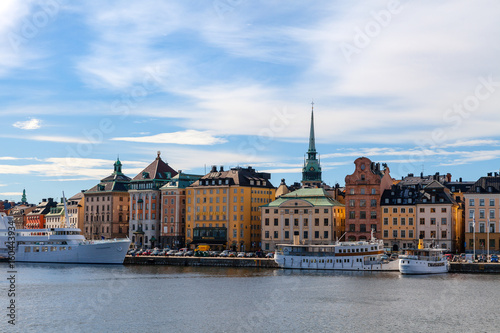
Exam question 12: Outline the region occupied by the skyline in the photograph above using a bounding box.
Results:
[2,1,500,203]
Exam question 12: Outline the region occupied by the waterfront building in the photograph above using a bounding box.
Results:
[129,152,177,249]
[45,201,65,229]
[344,158,393,241]
[84,158,130,240]
[9,204,36,229]
[185,166,275,252]
[464,173,500,254]
[260,188,345,251]
[67,192,85,230]
[26,198,57,229]
[444,178,474,253]
[415,181,459,252]
[160,172,202,249]
[380,186,419,251]
[301,105,322,188]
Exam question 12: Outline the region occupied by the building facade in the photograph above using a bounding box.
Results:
[84,158,130,240]
[185,166,275,252]
[464,173,500,254]
[129,152,178,249]
[26,198,57,229]
[345,157,393,241]
[261,188,345,251]
[160,172,202,249]
[67,192,85,230]
[9,205,36,229]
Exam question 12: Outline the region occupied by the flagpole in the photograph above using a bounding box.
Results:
[487,217,490,259]
[473,213,476,262]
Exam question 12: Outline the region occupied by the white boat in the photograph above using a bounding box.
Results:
[274,233,399,271]
[399,247,449,275]
[0,212,130,264]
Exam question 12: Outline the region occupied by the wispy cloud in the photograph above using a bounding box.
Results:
[13,118,42,130]
[111,130,227,145]
[0,192,22,196]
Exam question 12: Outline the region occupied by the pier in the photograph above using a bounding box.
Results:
[124,255,279,268]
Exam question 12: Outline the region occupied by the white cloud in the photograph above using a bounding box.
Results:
[111,130,227,145]
[0,192,22,196]
[13,118,42,130]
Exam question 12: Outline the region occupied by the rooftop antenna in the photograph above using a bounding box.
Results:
[62,191,72,228]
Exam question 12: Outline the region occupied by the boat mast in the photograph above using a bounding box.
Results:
[62,191,72,228]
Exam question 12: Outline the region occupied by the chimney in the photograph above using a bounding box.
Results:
[488,172,493,177]
[48,198,54,203]
[420,172,423,179]
[446,173,452,182]
[42,198,47,202]
[210,165,217,173]
[459,177,462,182]
[219,166,224,172]
[376,163,380,171]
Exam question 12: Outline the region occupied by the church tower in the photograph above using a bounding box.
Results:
[302,102,322,186]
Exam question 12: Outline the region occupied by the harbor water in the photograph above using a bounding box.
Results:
[1,263,498,332]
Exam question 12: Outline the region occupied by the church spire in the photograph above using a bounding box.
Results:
[308,101,316,153]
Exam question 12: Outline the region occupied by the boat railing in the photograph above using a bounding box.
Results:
[79,238,130,245]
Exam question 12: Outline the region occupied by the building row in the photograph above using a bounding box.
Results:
[5,107,500,255]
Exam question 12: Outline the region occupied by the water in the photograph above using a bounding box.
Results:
[1,263,498,333]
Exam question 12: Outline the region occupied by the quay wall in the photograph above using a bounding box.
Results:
[449,262,500,274]
[124,256,279,268]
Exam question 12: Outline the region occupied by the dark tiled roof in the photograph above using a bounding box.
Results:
[192,166,274,188]
[468,176,500,194]
[381,187,420,206]
[132,155,178,182]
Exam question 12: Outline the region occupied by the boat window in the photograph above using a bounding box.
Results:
[42,246,48,252]
[25,247,31,253]
[51,247,56,251]
[68,247,72,250]
[34,247,40,252]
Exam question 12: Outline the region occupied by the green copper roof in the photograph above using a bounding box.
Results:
[262,188,344,207]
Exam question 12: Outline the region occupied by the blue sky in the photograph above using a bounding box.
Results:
[2,0,500,204]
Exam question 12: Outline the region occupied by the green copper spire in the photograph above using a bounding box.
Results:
[21,189,27,204]
[302,102,322,185]
[114,157,123,174]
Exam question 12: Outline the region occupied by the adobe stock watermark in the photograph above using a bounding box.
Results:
[5,216,17,326]
[213,0,246,19]
[398,75,500,176]
[340,0,404,64]
[237,107,296,161]
[7,0,61,52]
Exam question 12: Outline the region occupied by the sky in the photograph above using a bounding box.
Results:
[1,0,500,204]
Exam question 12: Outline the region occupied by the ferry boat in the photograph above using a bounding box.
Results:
[0,212,130,264]
[274,232,399,271]
[398,241,449,275]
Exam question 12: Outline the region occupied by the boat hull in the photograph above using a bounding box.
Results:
[274,254,399,271]
[399,259,449,274]
[13,239,131,264]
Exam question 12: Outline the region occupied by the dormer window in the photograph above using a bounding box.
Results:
[476,187,481,193]
[142,172,149,179]
[250,180,254,185]
[361,175,365,181]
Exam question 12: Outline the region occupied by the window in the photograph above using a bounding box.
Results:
[383,208,388,213]
[350,189,354,195]
[371,189,376,195]
[431,218,436,225]
[370,211,376,219]
[383,218,388,225]
[349,200,355,207]
[349,211,355,219]
[441,230,447,238]
[441,218,447,225]
[479,210,485,219]
[480,199,485,206]
[420,218,425,225]
[409,208,414,213]
[409,230,414,238]
[392,217,397,225]
[420,208,425,213]
[392,208,397,213]
[430,231,436,238]
[284,231,289,239]
[265,218,269,226]
[324,218,329,226]
[315,218,319,226]
[370,199,377,207]
[392,230,397,238]
[360,188,365,194]
[284,218,289,226]
[359,200,366,207]
[360,224,366,232]
[274,218,278,226]
[490,210,495,219]
[314,231,319,239]
[469,199,475,206]
[489,199,495,206]
[469,210,475,218]
[294,219,299,226]
[303,231,308,239]
[324,231,328,239]
[324,209,328,213]
[349,224,355,232]
[274,231,278,239]
[430,208,436,213]
[401,230,406,238]
[401,217,406,226]
[303,218,308,226]
[401,208,406,213]
[360,211,366,219]
[383,230,389,238]
[419,231,425,239]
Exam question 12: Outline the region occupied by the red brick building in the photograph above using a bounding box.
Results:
[345,157,393,241]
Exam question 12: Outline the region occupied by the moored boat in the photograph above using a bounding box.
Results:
[398,238,449,274]
[0,212,130,264]
[274,232,399,271]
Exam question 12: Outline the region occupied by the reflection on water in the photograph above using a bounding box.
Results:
[1,263,499,333]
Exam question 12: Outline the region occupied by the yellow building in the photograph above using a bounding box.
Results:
[381,187,419,251]
[185,166,276,252]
